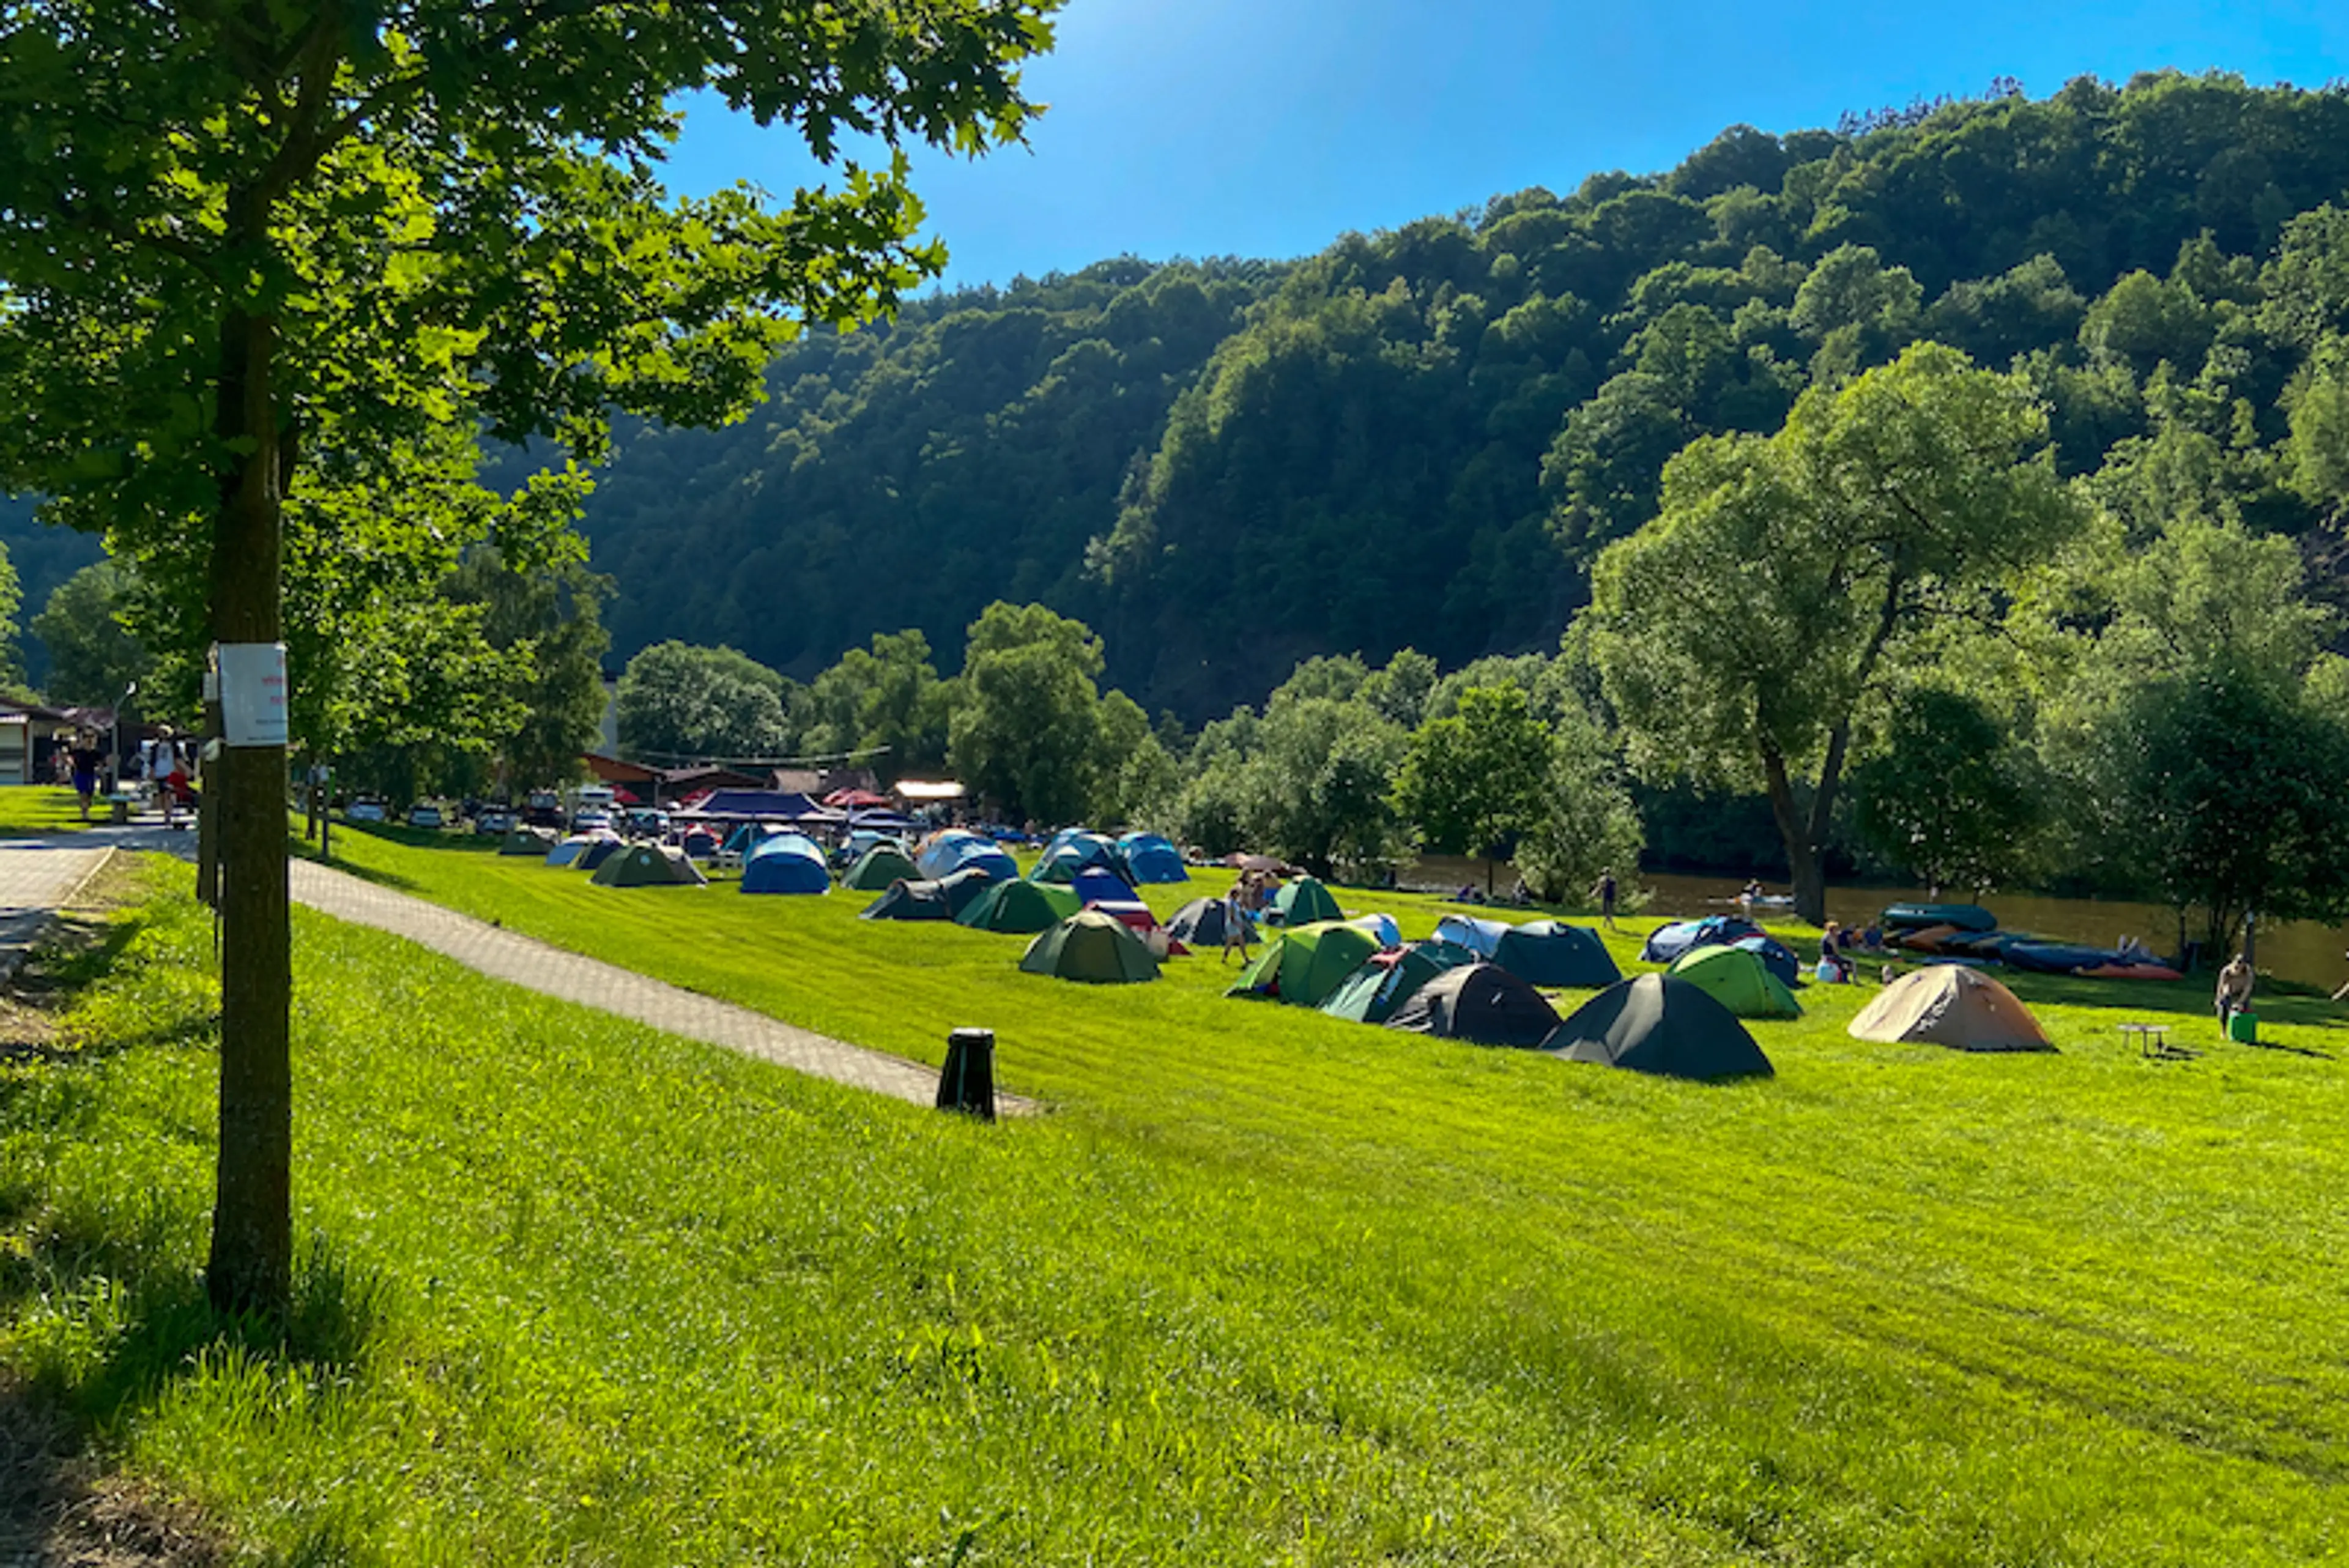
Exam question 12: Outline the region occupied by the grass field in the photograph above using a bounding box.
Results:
[4,838,2348,1563]
[0,784,102,836]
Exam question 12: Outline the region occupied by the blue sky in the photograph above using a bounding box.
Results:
[661,0,2349,294]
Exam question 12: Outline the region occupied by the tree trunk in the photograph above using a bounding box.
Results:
[204,305,292,1321]
[195,694,221,907]
[1760,747,1827,927]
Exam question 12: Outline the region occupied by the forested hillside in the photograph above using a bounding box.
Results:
[567,73,2349,718]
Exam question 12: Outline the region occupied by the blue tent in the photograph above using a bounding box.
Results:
[1069,865,1141,907]
[918,830,999,879]
[1117,832,1189,884]
[1432,913,1510,957]
[1641,915,1762,966]
[740,834,831,894]
[1732,933,1802,987]
[947,841,1019,882]
[1033,833,1120,883]
[723,822,790,857]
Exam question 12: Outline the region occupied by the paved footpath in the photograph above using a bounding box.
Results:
[6,827,1031,1115]
[0,837,116,976]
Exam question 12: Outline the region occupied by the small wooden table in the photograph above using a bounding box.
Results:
[2119,1022,2173,1058]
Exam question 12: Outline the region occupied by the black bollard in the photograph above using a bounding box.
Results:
[937,1027,997,1121]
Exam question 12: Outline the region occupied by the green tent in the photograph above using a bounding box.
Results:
[590,844,708,888]
[1493,920,1622,988]
[1020,910,1160,984]
[956,878,1082,934]
[1546,975,1775,1080]
[1665,944,1803,1019]
[844,843,921,891]
[1271,875,1342,926]
[499,827,557,856]
[1319,939,1479,1025]
[1228,920,1381,1008]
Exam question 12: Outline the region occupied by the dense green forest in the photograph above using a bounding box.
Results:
[551,72,2349,717]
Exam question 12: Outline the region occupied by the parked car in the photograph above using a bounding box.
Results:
[473,808,515,836]
[343,798,388,824]
[522,790,565,828]
[570,808,613,833]
[407,802,445,830]
[626,807,670,838]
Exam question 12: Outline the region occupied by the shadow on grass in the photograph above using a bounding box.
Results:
[1,1235,387,1568]
[0,895,391,1566]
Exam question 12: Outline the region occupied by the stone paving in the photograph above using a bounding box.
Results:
[2,823,1030,1115]
[0,837,117,977]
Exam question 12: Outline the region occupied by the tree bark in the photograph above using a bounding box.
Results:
[1761,746,1827,927]
[196,691,221,907]
[204,302,292,1320]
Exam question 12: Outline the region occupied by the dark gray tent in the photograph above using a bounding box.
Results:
[1384,962,1562,1047]
[1545,974,1775,1080]
[576,836,625,872]
[860,878,952,921]
[590,843,708,888]
[1167,896,1247,948]
[1320,939,1479,1025]
[1491,920,1622,987]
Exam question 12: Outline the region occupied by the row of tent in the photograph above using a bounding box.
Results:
[1221,919,1775,1079]
[915,828,1188,887]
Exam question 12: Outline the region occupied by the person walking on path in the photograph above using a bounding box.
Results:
[68,734,102,823]
[1590,869,1619,931]
[151,732,185,830]
[2216,953,2255,1033]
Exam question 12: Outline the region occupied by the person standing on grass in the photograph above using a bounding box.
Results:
[2216,952,2255,1031]
[1221,879,1255,965]
[1590,869,1619,931]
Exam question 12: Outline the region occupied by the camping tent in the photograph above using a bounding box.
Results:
[1666,945,1803,1019]
[1270,876,1342,927]
[916,830,993,878]
[1732,934,1802,988]
[1545,975,1775,1080]
[590,843,708,888]
[957,878,1083,934]
[499,827,557,856]
[1320,939,1479,1025]
[1032,833,1121,883]
[1641,915,1762,965]
[1432,913,1510,957]
[1227,921,1381,1008]
[740,834,832,894]
[1849,966,2054,1051]
[843,842,921,891]
[1020,910,1162,984]
[576,836,626,872]
[1068,865,1142,907]
[546,831,618,869]
[1118,832,1190,883]
[919,831,1019,883]
[1347,912,1402,949]
[1167,896,1248,949]
[1383,962,1562,1047]
[1491,920,1622,988]
[860,879,952,921]
[678,827,723,859]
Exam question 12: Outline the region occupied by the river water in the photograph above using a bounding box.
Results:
[1400,855,2349,988]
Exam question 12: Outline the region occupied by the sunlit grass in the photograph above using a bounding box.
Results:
[0,784,103,836]
[3,845,2346,1562]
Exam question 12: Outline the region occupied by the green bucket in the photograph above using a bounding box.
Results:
[2227,1010,2259,1045]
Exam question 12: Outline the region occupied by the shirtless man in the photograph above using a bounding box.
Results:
[2215,953,2255,1033]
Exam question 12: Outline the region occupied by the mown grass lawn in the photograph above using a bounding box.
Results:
[4,840,2347,1564]
[0,784,101,836]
